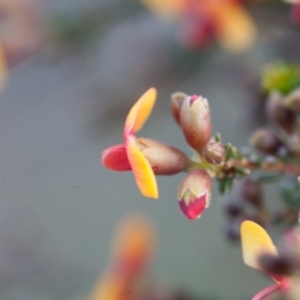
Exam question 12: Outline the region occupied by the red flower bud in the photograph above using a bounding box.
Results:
[180,95,211,151]
[136,138,188,175]
[177,170,212,220]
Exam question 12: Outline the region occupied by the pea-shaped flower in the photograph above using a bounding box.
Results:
[102,88,188,199]
[241,221,292,299]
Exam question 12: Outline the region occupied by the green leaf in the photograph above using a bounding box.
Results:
[218,178,233,195]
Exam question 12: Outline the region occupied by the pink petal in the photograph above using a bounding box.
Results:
[101,144,131,171]
[178,193,207,220]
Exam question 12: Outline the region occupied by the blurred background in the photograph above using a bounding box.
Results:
[0,0,300,299]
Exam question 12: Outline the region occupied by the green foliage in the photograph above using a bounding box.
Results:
[262,62,300,95]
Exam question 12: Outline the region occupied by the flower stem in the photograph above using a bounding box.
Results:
[251,284,280,300]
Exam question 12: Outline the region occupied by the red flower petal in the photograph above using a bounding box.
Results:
[178,193,207,220]
[101,144,131,171]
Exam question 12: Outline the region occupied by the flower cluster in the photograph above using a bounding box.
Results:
[240,220,300,300]
[102,88,220,220]
[139,0,256,52]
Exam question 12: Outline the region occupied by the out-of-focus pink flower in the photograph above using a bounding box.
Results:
[140,0,256,52]
[240,221,291,300]
[0,0,42,63]
[89,215,155,300]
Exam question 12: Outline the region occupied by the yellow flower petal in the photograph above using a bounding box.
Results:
[124,88,157,137]
[139,0,185,21]
[126,135,158,199]
[111,215,155,271]
[89,272,125,300]
[240,220,278,270]
[214,4,256,52]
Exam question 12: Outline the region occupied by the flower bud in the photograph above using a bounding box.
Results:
[179,95,211,151]
[170,92,188,125]
[177,170,212,220]
[266,91,296,133]
[203,141,225,165]
[249,128,283,155]
[222,201,243,218]
[282,87,300,113]
[240,177,263,208]
[137,138,188,175]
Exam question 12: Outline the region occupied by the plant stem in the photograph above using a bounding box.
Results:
[229,158,300,176]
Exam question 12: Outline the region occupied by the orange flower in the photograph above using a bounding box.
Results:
[240,220,291,300]
[102,88,158,199]
[140,0,256,52]
[89,215,155,300]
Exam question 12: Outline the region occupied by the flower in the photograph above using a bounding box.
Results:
[102,88,189,199]
[102,88,158,199]
[177,170,212,220]
[240,220,291,300]
[140,0,256,52]
[89,214,155,300]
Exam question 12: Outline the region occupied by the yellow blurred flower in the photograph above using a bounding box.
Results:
[89,215,155,300]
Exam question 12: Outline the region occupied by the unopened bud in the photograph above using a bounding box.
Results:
[137,138,188,175]
[180,95,211,151]
[266,91,296,133]
[259,253,296,276]
[177,170,212,220]
[203,141,225,164]
[249,128,283,155]
[240,177,263,208]
[170,92,188,125]
[222,201,243,218]
[283,87,300,113]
